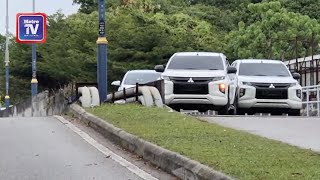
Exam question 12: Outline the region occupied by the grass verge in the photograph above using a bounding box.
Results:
[87,104,320,180]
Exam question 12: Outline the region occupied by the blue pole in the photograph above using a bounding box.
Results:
[97,0,108,102]
[31,0,38,97]
[31,44,38,96]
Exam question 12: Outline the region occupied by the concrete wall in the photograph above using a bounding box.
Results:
[0,90,69,117]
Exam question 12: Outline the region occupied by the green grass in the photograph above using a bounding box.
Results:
[87,104,320,180]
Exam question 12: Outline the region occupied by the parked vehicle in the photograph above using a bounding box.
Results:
[231,59,302,116]
[111,70,161,91]
[155,52,237,114]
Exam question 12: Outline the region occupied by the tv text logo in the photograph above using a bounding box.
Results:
[16,13,47,44]
[24,19,40,35]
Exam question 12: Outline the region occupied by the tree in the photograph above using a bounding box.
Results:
[182,4,240,32]
[73,0,98,14]
[0,34,5,99]
[226,1,320,61]
[0,34,5,64]
[279,0,320,20]
[189,0,263,10]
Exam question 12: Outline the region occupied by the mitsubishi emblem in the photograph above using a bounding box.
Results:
[187,78,194,83]
[269,83,275,88]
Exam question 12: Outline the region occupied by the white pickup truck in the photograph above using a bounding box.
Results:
[155,52,237,114]
[231,59,302,116]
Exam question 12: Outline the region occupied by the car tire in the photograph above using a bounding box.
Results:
[228,106,237,115]
[288,109,301,116]
[198,109,208,113]
[233,95,243,115]
[236,108,246,115]
[218,105,229,115]
[170,105,181,112]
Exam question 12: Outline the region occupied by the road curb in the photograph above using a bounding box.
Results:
[70,104,233,180]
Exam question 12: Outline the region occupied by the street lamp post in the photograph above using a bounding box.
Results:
[31,0,38,96]
[97,0,108,102]
[5,0,10,108]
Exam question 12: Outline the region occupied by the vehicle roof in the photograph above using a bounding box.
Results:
[173,52,225,57]
[235,59,284,64]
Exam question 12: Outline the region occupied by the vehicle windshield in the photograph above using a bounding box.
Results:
[239,63,291,77]
[123,72,161,85]
[167,56,224,70]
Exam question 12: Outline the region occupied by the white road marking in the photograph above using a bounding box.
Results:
[54,116,158,180]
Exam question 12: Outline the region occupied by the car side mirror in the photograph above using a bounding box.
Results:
[292,73,300,80]
[227,67,237,74]
[154,65,165,72]
[111,80,121,86]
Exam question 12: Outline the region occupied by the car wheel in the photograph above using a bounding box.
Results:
[218,105,229,115]
[198,109,208,113]
[170,105,181,112]
[228,107,237,115]
[288,109,301,116]
[236,108,246,115]
[232,95,242,115]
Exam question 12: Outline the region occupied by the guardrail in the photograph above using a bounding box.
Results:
[302,85,320,117]
[105,80,164,103]
[75,80,165,108]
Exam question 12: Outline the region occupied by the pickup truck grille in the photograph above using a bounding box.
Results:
[174,83,208,94]
[255,88,288,99]
[171,77,210,95]
[171,77,213,83]
[252,83,292,88]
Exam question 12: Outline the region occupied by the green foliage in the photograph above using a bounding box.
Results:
[0,34,4,64]
[73,0,98,14]
[226,1,320,60]
[106,7,223,81]
[0,34,30,102]
[37,12,97,87]
[279,0,320,20]
[0,34,4,99]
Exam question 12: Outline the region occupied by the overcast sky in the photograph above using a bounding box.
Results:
[0,0,80,34]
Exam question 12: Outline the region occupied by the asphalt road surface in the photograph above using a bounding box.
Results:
[202,116,320,152]
[0,117,149,180]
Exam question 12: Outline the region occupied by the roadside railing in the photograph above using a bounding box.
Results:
[302,85,320,117]
[75,80,165,108]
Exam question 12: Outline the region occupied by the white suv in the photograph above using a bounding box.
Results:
[231,59,302,116]
[155,52,237,114]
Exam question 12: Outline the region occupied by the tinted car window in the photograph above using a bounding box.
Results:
[167,56,224,70]
[239,63,290,77]
[124,72,161,85]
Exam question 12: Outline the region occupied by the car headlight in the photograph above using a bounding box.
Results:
[219,83,226,93]
[289,82,298,87]
[161,75,170,81]
[241,82,252,86]
[212,77,225,81]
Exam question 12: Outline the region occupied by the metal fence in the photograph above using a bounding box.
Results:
[285,55,320,87]
[302,85,320,117]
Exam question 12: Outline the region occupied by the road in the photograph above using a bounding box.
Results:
[201,116,320,152]
[0,117,158,180]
